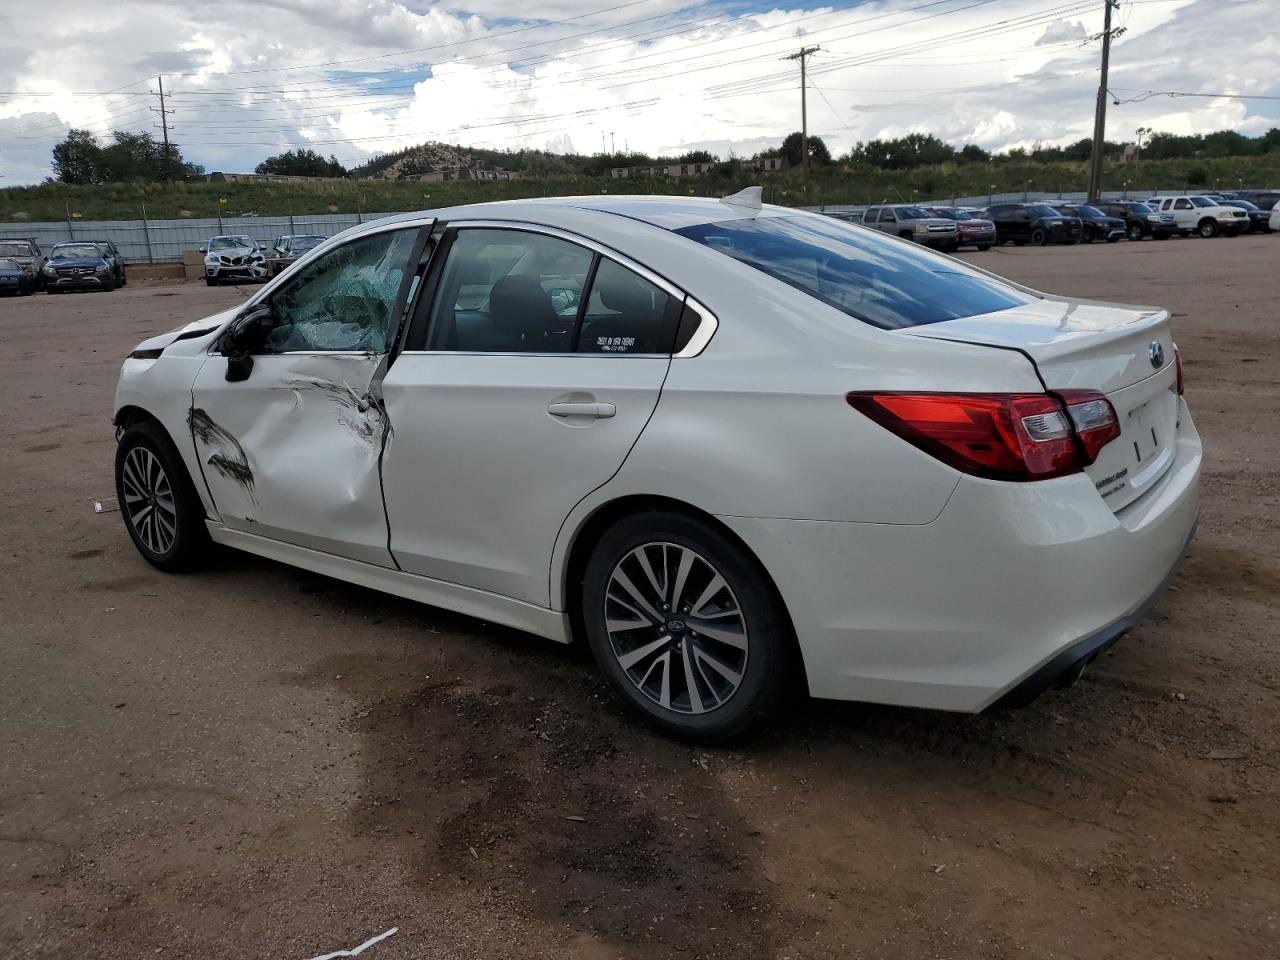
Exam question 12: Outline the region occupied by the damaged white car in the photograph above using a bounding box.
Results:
[114,194,1200,742]
[201,235,269,285]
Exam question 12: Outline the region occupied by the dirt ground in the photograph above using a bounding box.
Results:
[1,236,1277,960]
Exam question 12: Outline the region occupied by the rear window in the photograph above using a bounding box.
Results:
[674,215,1033,330]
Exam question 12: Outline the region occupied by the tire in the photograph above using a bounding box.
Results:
[581,511,794,743]
[205,276,217,286]
[1198,218,1218,238]
[1013,240,1026,247]
[120,270,127,287]
[1106,235,1119,243]
[1126,222,1144,241]
[1155,233,1170,240]
[976,243,992,251]
[115,420,211,573]
[1030,227,1048,246]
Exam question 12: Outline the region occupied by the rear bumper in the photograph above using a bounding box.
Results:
[719,400,1201,713]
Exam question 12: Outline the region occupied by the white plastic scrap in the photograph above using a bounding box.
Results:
[306,927,398,960]
[93,497,118,514]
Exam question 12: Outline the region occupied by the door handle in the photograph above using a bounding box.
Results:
[548,401,616,419]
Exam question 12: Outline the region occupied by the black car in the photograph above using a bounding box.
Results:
[1092,201,1176,240]
[0,257,33,296]
[986,203,1082,246]
[1053,204,1126,243]
[1235,190,1280,211]
[92,239,127,286]
[1218,200,1272,233]
[42,242,117,293]
[0,238,47,290]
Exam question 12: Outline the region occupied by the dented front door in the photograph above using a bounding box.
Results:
[189,224,427,566]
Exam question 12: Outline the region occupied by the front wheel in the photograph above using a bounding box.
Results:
[1198,219,1219,238]
[582,511,794,743]
[1030,228,1048,246]
[1127,222,1144,241]
[205,276,217,287]
[115,420,211,572]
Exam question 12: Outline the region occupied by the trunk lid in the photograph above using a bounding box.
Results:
[904,298,1180,510]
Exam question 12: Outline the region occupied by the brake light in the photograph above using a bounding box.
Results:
[1173,342,1184,395]
[846,390,1120,482]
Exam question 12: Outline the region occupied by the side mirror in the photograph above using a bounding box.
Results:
[220,303,273,382]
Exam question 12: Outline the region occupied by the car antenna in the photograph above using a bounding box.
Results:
[720,186,763,213]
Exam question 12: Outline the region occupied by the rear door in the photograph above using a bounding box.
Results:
[380,223,684,606]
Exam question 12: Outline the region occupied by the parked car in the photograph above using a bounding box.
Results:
[1093,201,1176,240]
[1052,204,1126,243]
[1216,200,1272,233]
[42,242,118,292]
[861,204,960,251]
[986,202,1083,245]
[924,206,996,250]
[0,257,33,295]
[267,234,328,276]
[1236,190,1280,211]
[1146,196,1247,237]
[91,239,127,286]
[201,235,269,285]
[1271,205,1280,232]
[0,238,47,290]
[111,194,1200,742]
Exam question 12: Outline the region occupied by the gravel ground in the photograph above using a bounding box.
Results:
[1,235,1277,959]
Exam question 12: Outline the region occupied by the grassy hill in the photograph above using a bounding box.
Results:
[4,155,1278,222]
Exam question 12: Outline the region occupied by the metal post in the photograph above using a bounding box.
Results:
[1086,0,1117,201]
[141,204,155,263]
[786,45,820,197]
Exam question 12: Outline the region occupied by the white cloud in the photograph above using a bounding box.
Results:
[0,0,1275,185]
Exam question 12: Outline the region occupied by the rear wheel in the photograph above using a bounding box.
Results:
[582,511,793,743]
[115,420,211,572]
[1198,218,1219,238]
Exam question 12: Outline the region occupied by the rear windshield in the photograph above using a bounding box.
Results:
[674,215,1033,329]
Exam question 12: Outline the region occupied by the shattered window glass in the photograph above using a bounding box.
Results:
[264,228,418,353]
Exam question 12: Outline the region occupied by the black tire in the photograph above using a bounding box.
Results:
[1198,218,1218,238]
[1126,222,1144,241]
[120,270,127,286]
[976,243,992,251]
[581,510,794,743]
[115,420,211,573]
[1013,240,1026,247]
[205,276,217,287]
[1155,232,1170,240]
[1030,227,1048,246]
[1106,235,1120,243]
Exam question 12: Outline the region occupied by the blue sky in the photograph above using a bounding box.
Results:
[0,0,1275,184]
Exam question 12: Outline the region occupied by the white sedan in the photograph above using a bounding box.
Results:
[112,191,1201,742]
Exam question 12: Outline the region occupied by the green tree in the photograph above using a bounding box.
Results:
[51,129,103,184]
[255,148,347,177]
[781,131,832,168]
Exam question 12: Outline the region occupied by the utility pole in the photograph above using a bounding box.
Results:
[785,45,820,196]
[1086,0,1120,201]
[151,75,176,181]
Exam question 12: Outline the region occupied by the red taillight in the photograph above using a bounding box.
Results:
[1173,342,1184,395]
[847,390,1120,482]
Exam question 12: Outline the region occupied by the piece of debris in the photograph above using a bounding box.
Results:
[933,864,946,874]
[1208,794,1238,804]
[565,815,587,823]
[1205,748,1247,760]
[113,702,126,709]
[1173,692,1187,701]
[469,846,478,859]
[93,497,118,514]
[306,927,398,960]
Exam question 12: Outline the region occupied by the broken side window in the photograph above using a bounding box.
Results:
[263,228,419,353]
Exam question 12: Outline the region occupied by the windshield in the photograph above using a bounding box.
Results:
[210,236,255,250]
[51,244,103,260]
[1227,200,1258,210]
[1074,205,1105,218]
[1189,197,1215,208]
[0,241,33,257]
[0,258,19,270]
[1026,205,1060,218]
[293,236,325,251]
[674,215,1033,330]
[894,207,933,220]
[928,208,963,220]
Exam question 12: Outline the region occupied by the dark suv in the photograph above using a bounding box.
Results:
[985,203,1082,246]
[92,240,127,286]
[1053,204,1126,243]
[0,238,47,290]
[1093,201,1176,240]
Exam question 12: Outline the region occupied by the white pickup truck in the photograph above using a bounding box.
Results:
[1146,195,1248,238]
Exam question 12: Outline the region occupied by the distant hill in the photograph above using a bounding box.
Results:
[351,141,523,180]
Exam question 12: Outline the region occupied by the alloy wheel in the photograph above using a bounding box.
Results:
[603,542,749,715]
[121,446,178,556]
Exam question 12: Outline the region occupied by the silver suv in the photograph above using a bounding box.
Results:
[861,205,960,251]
